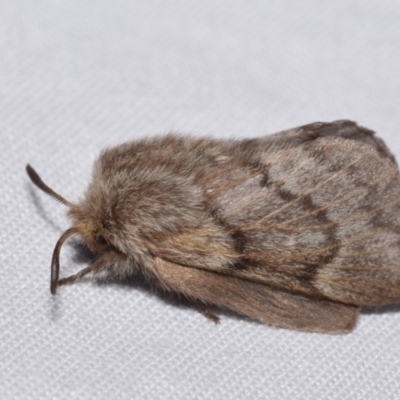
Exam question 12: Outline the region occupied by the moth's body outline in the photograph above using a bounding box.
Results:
[27,120,400,333]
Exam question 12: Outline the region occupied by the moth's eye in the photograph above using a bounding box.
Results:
[95,234,108,246]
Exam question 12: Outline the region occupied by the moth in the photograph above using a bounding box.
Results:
[27,120,400,333]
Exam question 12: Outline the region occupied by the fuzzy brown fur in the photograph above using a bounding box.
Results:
[27,120,400,333]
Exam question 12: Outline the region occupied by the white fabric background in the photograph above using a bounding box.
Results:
[1,1,400,399]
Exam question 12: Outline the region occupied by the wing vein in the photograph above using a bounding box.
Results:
[256,175,400,232]
[241,155,365,229]
[222,156,315,220]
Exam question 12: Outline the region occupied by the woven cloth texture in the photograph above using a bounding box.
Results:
[1,1,400,399]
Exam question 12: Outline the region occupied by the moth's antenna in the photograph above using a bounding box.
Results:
[51,227,80,295]
[26,164,73,207]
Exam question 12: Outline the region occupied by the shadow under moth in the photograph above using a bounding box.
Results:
[27,120,400,334]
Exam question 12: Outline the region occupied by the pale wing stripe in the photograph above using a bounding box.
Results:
[241,224,400,261]
[221,157,315,220]
[282,226,400,256]
[315,277,398,297]
[321,262,400,271]
[241,155,365,229]
[212,148,301,197]
[334,246,400,258]
[263,253,400,270]
[264,180,400,232]
[273,174,400,229]
[246,244,400,262]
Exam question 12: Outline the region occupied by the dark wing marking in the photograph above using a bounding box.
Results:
[154,137,400,308]
[212,137,400,306]
[266,119,397,165]
[152,257,359,334]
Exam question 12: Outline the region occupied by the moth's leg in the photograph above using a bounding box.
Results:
[58,264,100,287]
[58,252,114,288]
[193,299,220,324]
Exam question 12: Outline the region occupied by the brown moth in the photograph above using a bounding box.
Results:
[27,120,400,334]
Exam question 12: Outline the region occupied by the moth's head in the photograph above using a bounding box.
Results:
[26,165,120,295]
